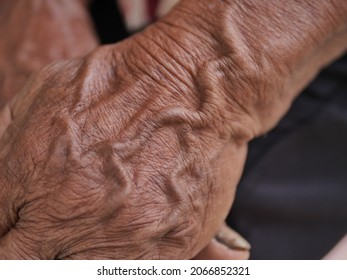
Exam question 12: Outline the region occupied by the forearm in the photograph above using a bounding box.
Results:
[140,0,347,141]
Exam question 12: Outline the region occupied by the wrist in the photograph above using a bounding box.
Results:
[137,2,279,143]
[144,0,347,141]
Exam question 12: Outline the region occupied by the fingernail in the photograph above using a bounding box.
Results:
[216,225,251,250]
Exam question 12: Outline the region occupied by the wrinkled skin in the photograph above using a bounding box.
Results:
[0,0,251,259]
[0,0,98,108]
[0,0,346,259]
[0,41,247,259]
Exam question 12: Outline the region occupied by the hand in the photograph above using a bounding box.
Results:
[0,0,250,260]
[0,0,97,108]
[1,0,345,259]
[0,0,258,256]
[0,35,244,260]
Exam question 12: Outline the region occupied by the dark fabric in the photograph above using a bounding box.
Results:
[227,55,347,259]
[90,0,129,44]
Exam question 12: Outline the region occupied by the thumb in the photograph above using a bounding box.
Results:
[193,224,251,260]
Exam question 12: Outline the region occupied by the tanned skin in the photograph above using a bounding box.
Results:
[0,0,346,259]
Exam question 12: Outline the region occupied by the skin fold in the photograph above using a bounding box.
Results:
[0,0,346,259]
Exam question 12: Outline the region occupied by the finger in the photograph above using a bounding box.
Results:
[216,224,251,251]
[194,224,251,260]
[193,238,250,260]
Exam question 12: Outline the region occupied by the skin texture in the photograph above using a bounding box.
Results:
[0,36,248,259]
[0,0,98,108]
[0,0,252,260]
[0,0,346,259]
[0,0,250,259]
